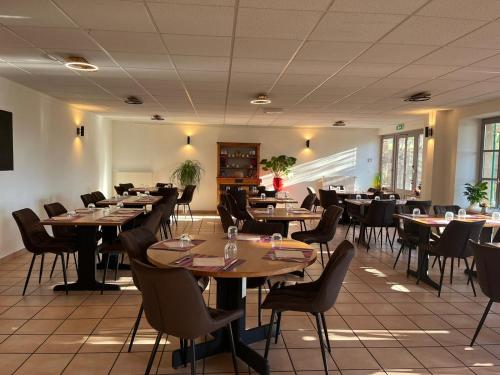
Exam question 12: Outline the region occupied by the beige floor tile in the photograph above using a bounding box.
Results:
[344,316,385,330]
[111,351,162,374]
[0,334,47,353]
[14,295,55,307]
[447,346,500,367]
[105,305,141,319]
[368,347,423,369]
[355,329,401,348]
[428,367,475,375]
[0,306,42,320]
[0,319,25,334]
[408,347,464,368]
[469,366,500,374]
[54,318,100,334]
[36,334,87,353]
[33,306,76,319]
[376,315,419,330]
[288,348,337,371]
[63,352,118,374]
[16,319,63,334]
[0,353,29,374]
[331,347,380,370]
[335,303,371,316]
[15,353,73,375]
[389,330,440,347]
[79,334,127,353]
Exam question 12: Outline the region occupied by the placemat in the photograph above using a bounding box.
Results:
[169,254,245,271]
[149,239,205,251]
[263,249,313,262]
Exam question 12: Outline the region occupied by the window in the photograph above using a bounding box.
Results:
[381,137,394,189]
[480,119,500,206]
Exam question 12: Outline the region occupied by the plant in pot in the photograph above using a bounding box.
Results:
[464,181,488,212]
[372,172,382,190]
[259,155,297,192]
[171,160,203,188]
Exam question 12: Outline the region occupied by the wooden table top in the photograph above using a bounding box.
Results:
[344,198,408,206]
[335,191,375,196]
[147,234,316,278]
[394,213,500,228]
[40,208,144,227]
[96,195,162,207]
[247,197,298,204]
[248,207,322,221]
[129,186,159,193]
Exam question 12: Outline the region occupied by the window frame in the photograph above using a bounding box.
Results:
[479,116,500,207]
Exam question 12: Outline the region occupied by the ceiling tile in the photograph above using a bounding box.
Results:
[239,0,331,11]
[441,68,500,81]
[309,13,406,42]
[231,58,287,73]
[162,34,231,56]
[391,64,459,79]
[110,52,172,69]
[295,41,370,61]
[0,27,33,48]
[48,49,117,67]
[125,68,178,80]
[416,46,500,66]
[452,21,500,49]
[396,78,475,97]
[417,0,500,21]
[0,0,75,28]
[90,30,165,53]
[10,26,99,49]
[357,44,436,64]
[0,47,54,64]
[148,2,234,36]
[285,60,345,75]
[233,37,301,59]
[56,0,155,32]
[469,53,500,70]
[171,55,229,71]
[382,16,486,46]
[331,0,427,15]
[338,63,403,77]
[236,8,322,40]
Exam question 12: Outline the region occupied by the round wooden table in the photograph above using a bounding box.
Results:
[147,234,316,375]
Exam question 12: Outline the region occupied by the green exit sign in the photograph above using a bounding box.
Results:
[396,123,405,131]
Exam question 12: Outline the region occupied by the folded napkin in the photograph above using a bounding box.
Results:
[150,239,205,251]
[192,257,225,267]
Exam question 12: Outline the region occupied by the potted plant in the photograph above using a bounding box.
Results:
[171,160,203,188]
[259,155,297,191]
[464,181,488,212]
[372,172,382,190]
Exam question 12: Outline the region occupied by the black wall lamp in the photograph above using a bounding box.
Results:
[187,136,191,145]
[76,125,85,137]
[306,139,310,148]
[425,126,433,138]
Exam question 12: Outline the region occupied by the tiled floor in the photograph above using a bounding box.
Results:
[0,214,499,374]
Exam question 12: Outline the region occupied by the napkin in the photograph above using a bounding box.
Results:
[192,257,225,267]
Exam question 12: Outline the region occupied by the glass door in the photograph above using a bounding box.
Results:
[394,131,424,197]
[480,119,500,207]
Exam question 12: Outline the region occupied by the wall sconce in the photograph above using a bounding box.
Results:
[76,125,85,137]
[425,126,433,138]
[305,139,310,148]
[187,136,191,145]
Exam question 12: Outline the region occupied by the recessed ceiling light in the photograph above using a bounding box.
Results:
[124,96,143,105]
[333,121,346,127]
[250,94,271,105]
[64,56,98,72]
[151,114,164,121]
[262,107,283,114]
[404,92,431,102]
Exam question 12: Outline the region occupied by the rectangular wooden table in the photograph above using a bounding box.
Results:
[394,213,500,289]
[40,208,144,291]
[129,186,159,193]
[247,197,298,205]
[248,207,322,236]
[96,195,162,207]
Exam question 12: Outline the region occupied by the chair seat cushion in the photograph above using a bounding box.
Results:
[291,230,328,244]
[206,307,244,333]
[38,238,77,253]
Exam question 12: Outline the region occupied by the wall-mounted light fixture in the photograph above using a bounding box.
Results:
[187,136,191,145]
[425,126,433,138]
[306,139,310,148]
[76,125,85,137]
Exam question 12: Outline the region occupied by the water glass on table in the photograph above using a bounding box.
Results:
[271,233,283,249]
[457,208,467,219]
[179,234,192,249]
[445,211,454,221]
[412,208,420,216]
[227,226,238,240]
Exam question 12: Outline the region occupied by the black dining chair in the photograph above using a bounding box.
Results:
[360,200,396,251]
[318,189,340,210]
[12,208,75,295]
[307,186,321,212]
[298,193,317,230]
[92,191,106,202]
[291,205,343,267]
[392,205,421,270]
[418,220,484,297]
[262,240,355,375]
[132,259,242,375]
[152,187,178,236]
[114,185,126,195]
[344,195,367,242]
[468,241,500,346]
[217,204,235,232]
[177,185,196,221]
[227,194,252,228]
[80,193,97,208]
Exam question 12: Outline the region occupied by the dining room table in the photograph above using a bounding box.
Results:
[393,213,500,289]
[147,233,316,375]
[129,186,160,193]
[247,196,299,205]
[95,194,162,207]
[40,207,144,291]
[247,207,322,236]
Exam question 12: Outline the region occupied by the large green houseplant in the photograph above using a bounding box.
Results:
[259,155,297,191]
[171,160,203,188]
[463,181,488,211]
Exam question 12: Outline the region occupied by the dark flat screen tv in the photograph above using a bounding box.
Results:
[0,110,13,171]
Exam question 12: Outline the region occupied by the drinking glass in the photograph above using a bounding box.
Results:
[389,194,395,200]
[260,193,266,199]
[179,234,192,248]
[412,208,421,216]
[271,233,283,249]
[445,211,454,221]
[457,208,467,219]
[267,205,274,214]
[284,191,289,198]
[123,191,129,197]
[117,202,124,209]
[88,203,96,211]
[227,226,238,240]
[224,241,238,260]
[285,203,292,213]
[493,212,500,221]
[67,210,76,217]
[355,194,362,200]
[144,190,150,195]
[374,196,381,201]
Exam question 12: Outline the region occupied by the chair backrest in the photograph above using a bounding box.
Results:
[318,189,340,209]
[470,241,500,301]
[80,193,97,207]
[12,208,52,254]
[312,240,355,312]
[226,194,247,220]
[300,193,316,211]
[142,206,164,238]
[217,204,235,232]
[120,183,134,190]
[156,182,172,188]
[307,186,316,195]
[132,259,217,338]
[405,200,432,214]
[152,187,178,207]
[264,190,276,198]
[229,189,247,210]
[179,185,196,202]
[257,186,266,194]
[367,187,379,193]
[433,205,461,216]
[315,205,343,240]
[114,185,126,195]
[43,202,75,239]
[241,220,285,236]
[395,205,420,237]
[92,191,106,201]
[364,200,395,226]
[436,220,485,258]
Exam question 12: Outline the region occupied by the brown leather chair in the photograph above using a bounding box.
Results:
[418,220,484,297]
[318,189,340,210]
[298,193,317,230]
[12,208,75,295]
[177,185,196,221]
[92,191,106,202]
[360,200,396,251]
[152,187,178,237]
[469,241,500,346]
[217,204,235,232]
[262,240,355,374]
[307,186,320,211]
[291,205,343,267]
[80,193,97,207]
[114,185,126,195]
[132,259,243,375]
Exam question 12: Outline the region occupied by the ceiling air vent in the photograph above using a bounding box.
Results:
[151,114,164,121]
[124,96,143,105]
[404,92,431,102]
[333,121,346,127]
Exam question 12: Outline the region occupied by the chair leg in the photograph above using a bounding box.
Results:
[275,312,282,344]
[114,254,120,280]
[258,285,262,327]
[145,331,162,375]
[393,243,404,269]
[128,303,144,352]
[320,312,331,353]
[345,223,351,239]
[325,242,331,261]
[450,257,454,284]
[431,256,438,268]
[60,254,68,295]
[167,223,173,238]
[386,227,394,251]
[406,246,413,274]
[190,338,196,375]
[227,324,239,375]
[188,204,193,222]
[23,253,37,296]
[468,259,476,285]
[471,299,493,346]
[264,310,276,359]
[319,243,324,268]
[39,253,45,283]
[101,254,110,295]
[314,313,329,374]
[367,227,373,251]
[66,253,70,270]
[73,252,78,272]
[438,257,446,297]
[49,255,57,278]
[463,257,476,297]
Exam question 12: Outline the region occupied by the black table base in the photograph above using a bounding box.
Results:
[171,278,273,375]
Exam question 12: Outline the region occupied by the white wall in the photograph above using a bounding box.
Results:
[0,77,112,258]
[112,121,380,210]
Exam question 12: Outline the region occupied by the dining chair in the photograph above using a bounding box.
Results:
[307,186,321,212]
[433,205,461,216]
[298,193,317,230]
[291,205,343,267]
[392,205,421,270]
[92,191,106,201]
[417,220,484,297]
[177,185,196,221]
[360,200,396,251]
[152,187,178,236]
[217,204,235,232]
[12,208,74,295]
[318,189,340,210]
[132,259,243,375]
[156,182,172,188]
[344,195,366,242]
[80,193,97,208]
[114,185,126,195]
[226,194,251,228]
[468,241,500,346]
[405,200,432,214]
[262,240,355,375]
